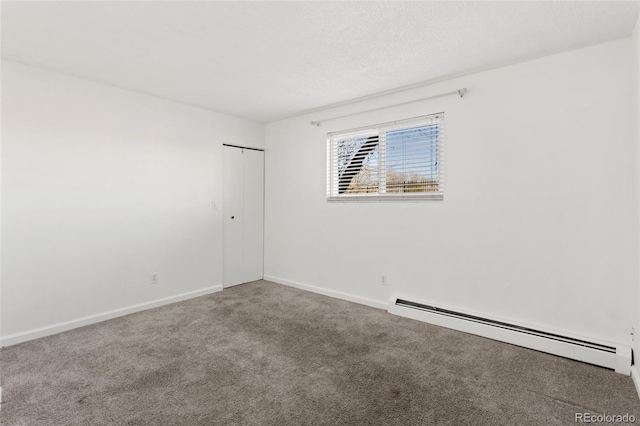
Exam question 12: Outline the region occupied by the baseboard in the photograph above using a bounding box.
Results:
[389,293,631,375]
[0,285,223,347]
[632,365,640,400]
[263,275,387,310]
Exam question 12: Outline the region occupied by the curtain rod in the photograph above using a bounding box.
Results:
[310,88,467,127]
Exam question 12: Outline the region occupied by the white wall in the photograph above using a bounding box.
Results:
[633,19,640,369]
[265,39,635,346]
[1,60,264,341]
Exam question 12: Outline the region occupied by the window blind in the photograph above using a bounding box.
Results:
[326,113,444,201]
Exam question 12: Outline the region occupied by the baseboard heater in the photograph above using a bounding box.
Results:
[388,294,631,375]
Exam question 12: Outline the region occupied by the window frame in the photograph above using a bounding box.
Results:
[326,113,444,202]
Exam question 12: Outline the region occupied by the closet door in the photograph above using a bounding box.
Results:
[223,145,264,288]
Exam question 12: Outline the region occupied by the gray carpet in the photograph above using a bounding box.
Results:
[1,280,639,425]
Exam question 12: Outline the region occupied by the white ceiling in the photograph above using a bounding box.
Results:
[2,1,639,123]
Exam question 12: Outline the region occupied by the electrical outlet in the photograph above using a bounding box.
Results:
[380,274,387,286]
[150,274,158,285]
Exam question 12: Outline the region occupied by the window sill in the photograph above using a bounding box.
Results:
[327,193,444,202]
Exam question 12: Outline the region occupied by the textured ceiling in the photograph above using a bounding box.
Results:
[2,1,639,123]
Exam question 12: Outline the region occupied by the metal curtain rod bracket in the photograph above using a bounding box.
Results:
[310,87,467,127]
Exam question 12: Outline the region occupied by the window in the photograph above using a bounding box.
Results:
[326,113,444,201]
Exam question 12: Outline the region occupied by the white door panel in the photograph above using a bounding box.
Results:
[223,146,245,287]
[243,149,264,282]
